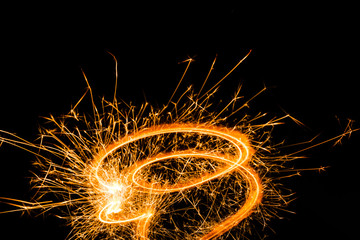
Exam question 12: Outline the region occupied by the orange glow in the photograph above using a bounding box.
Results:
[2,51,349,239]
[89,123,262,239]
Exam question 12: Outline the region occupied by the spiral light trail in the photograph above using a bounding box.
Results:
[1,51,347,239]
[90,123,262,239]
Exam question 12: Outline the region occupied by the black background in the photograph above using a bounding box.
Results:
[0,4,359,240]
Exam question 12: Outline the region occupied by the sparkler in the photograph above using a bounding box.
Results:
[0,50,354,239]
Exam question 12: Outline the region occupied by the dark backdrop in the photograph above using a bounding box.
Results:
[0,5,359,240]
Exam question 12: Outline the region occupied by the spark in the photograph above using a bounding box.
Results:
[0,51,354,239]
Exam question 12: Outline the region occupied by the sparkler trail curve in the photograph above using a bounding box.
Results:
[2,50,353,239]
[90,123,262,239]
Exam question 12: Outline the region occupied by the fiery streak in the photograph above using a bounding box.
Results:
[1,51,355,239]
[90,123,262,239]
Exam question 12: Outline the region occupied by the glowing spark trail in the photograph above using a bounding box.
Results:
[91,123,262,239]
[1,51,353,239]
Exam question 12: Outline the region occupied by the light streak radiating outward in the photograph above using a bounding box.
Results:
[92,123,261,239]
[0,51,355,239]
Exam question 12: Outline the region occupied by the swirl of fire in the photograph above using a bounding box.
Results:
[91,123,263,240]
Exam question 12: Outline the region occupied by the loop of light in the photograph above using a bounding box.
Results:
[91,123,263,240]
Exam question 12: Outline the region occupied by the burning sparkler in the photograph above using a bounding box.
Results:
[0,50,355,239]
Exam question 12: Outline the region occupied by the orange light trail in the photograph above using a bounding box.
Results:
[89,123,262,239]
[1,51,352,239]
